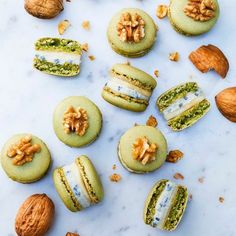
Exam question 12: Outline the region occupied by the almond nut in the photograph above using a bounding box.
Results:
[215,87,236,122]
[189,44,229,78]
[15,194,55,236]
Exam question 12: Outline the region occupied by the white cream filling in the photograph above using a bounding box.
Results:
[151,181,177,228]
[63,163,91,208]
[163,89,205,121]
[35,50,81,65]
[106,77,150,100]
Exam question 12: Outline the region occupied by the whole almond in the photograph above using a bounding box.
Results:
[215,87,236,122]
[15,194,55,236]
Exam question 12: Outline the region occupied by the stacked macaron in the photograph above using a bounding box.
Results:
[102,64,157,112]
[144,179,188,231]
[34,37,82,76]
[157,82,210,131]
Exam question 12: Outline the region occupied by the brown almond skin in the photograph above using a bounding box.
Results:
[66,233,80,236]
[215,87,236,122]
[24,0,64,19]
[15,194,55,236]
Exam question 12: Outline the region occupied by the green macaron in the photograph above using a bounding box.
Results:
[1,134,51,183]
[107,8,157,57]
[53,96,102,147]
[143,179,188,231]
[157,82,210,131]
[34,37,82,77]
[53,155,104,212]
[102,64,157,112]
[168,0,219,36]
[118,125,167,173]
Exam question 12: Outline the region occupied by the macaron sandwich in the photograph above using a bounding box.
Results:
[143,179,188,231]
[102,64,157,112]
[53,155,104,212]
[157,82,210,131]
[107,8,157,57]
[168,0,219,36]
[34,37,82,76]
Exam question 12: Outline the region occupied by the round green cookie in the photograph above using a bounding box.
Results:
[53,96,102,147]
[1,134,51,183]
[118,125,167,173]
[168,0,219,36]
[107,8,157,57]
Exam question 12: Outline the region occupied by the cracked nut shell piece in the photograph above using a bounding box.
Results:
[24,0,64,19]
[189,44,229,78]
[15,194,55,236]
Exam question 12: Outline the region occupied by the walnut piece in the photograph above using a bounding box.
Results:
[156,5,168,19]
[110,173,122,182]
[184,0,216,22]
[63,106,89,136]
[166,150,184,163]
[7,135,41,166]
[132,136,157,165]
[173,172,184,180]
[169,52,179,62]
[58,20,71,35]
[146,115,158,127]
[154,69,159,78]
[219,197,224,203]
[117,12,145,43]
[82,43,89,52]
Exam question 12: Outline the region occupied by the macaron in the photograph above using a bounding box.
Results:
[143,179,188,231]
[53,155,104,212]
[53,96,102,147]
[107,8,157,57]
[156,82,210,131]
[34,37,82,76]
[102,64,157,112]
[118,125,167,173]
[168,0,219,36]
[1,134,51,183]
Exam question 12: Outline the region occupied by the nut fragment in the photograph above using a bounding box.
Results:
[82,43,89,52]
[66,233,80,236]
[88,55,95,61]
[173,172,184,180]
[63,106,89,136]
[15,194,55,236]
[117,12,145,43]
[166,150,184,163]
[219,197,224,203]
[146,115,158,127]
[110,173,122,182]
[156,5,168,19]
[198,176,205,183]
[132,136,157,165]
[82,20,90,30]
[215,87,236,122]
[58,20,71,35]
[169,52,179,61]
[24,0,63,19]
[189,44,229,78]
[7,135,41,166]
[154,69,159,78]
[184,0,216,21]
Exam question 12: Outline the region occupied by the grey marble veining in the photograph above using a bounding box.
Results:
[0,0,236,235]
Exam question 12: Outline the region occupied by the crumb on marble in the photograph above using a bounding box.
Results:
[173,172,184,180]
[166,150,184,163]
[82,20,90,30]
[156,5,168,19]
[82,43,89,52]
[198,177,205,183]
[110,173,121,182]
[112,164,116,170]
[88,55,95,61]
[219,197,224,203]
[169,52,179,62]
[154,69,159,78]
[146,115,158,127]
[189,193,193,201]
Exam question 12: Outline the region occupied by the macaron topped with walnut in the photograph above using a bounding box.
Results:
[107,8,157,57]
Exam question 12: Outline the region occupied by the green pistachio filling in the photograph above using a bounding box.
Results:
[163,186,188,230]
[157,82,198,112]
[104,87,148,105]
[35,37,82,54]
[145,180,168,225]
[168,99,210,131]
[34,58,80,76]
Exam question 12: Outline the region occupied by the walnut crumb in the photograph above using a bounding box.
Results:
[82,43,89,52]
[156,5,168,19]
[173,172,184,180]
[198,176,205,183]
[88,55,95,61]
[154,69,159,78]
[7,135,41,166]
[82,20,90,30]
[110,173,121,182]
[58,20,71,35]
[219,197,224,203]
[146,115,158,127]
[169,52,179,61]
[166,150,184,163]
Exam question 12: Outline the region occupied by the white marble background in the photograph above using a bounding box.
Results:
[0,0,235,235]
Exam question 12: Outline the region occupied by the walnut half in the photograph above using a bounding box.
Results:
[184,0,216,22]
[117,12,145,43]
[132,136,157,165]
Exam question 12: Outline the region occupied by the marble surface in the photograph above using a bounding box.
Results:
[0,0,235,235]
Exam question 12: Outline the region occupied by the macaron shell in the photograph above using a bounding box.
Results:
[107,8,157,57]
[53,96,102,147]
[118,126,168,173]
[169,0,219,36]
[76,155,104,203]
[53,169,79,212]
[1,134,51,183]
